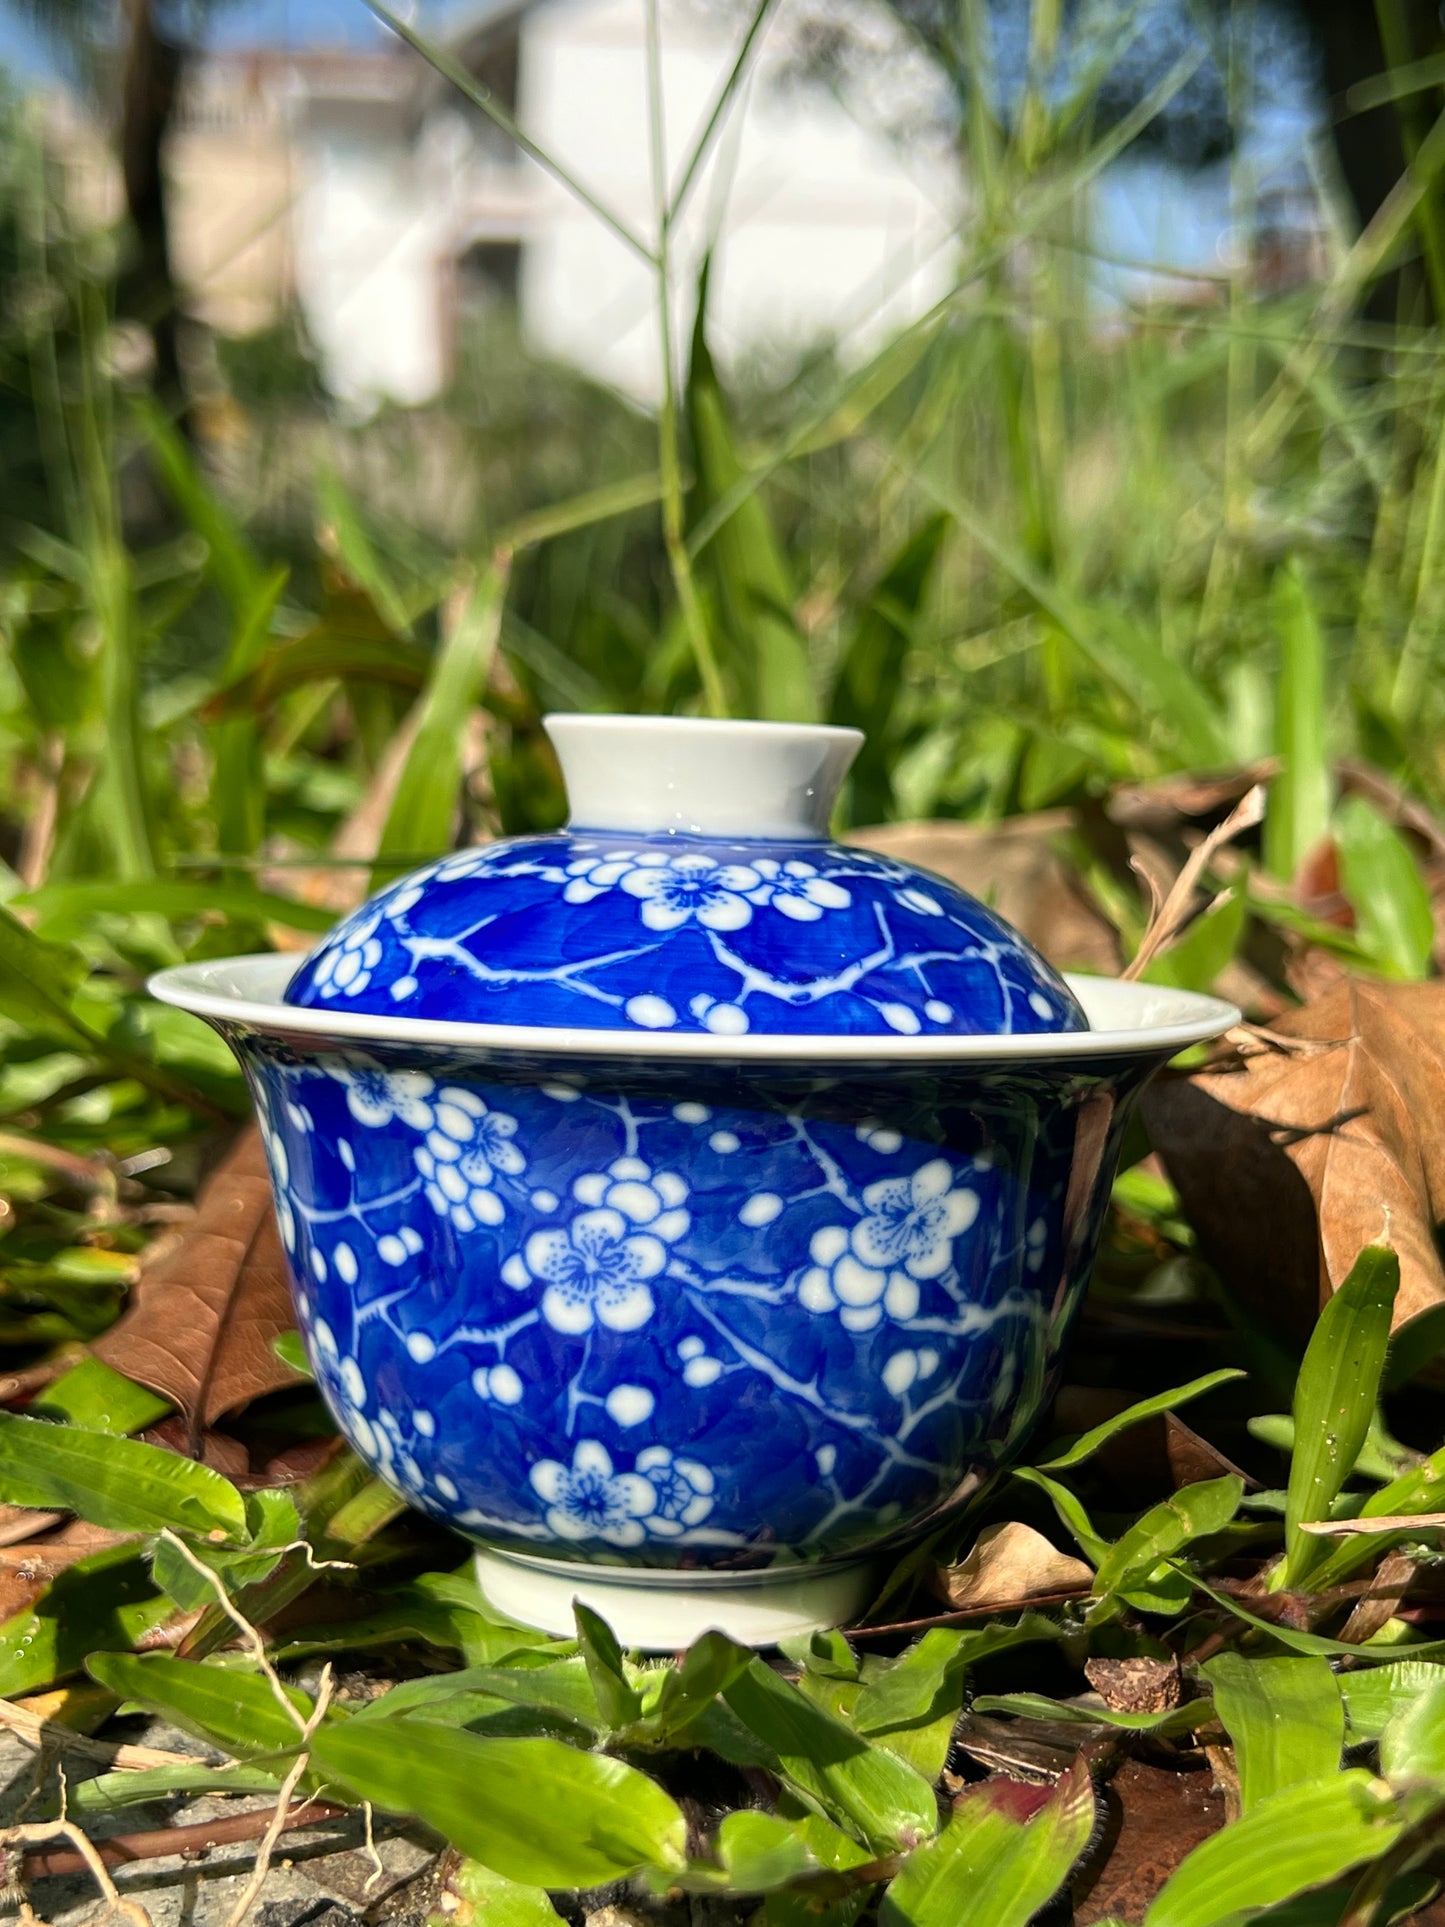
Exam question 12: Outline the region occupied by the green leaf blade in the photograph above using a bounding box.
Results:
[1144,1773,1405,1927]
[1282,1246,1399,1588]
[723,1659,939,1853]
[880,1756,1094,1927]
[1202,1654,1343,1811]
[0,1412,247,1541]
[310,1718,687,1887]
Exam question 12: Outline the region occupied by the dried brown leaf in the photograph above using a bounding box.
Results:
[1073,1759,1226,1926]
[846,816,1121,974]
[1107,764,1279,832]
[1144,980,1445,1336]
[94,1129,304,1434]
[1083,1657,1182,1715]
[939,1520,1093,1611]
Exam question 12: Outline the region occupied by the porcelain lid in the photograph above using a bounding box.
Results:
[284,716,1088,1042]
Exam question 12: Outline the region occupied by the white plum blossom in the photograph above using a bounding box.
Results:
[625,854,762,932]
[882,1347,941,1397]
[472,1362,524,1405]
[504,1207,667,1335]
[377,1225,425,1267]
[433,849,495,883]
[309,913,384,999]
[1025,1216,1048,1273]
[799,1161,979,1330]
[744,858,851,922]
[413,1085,525,1233]
[856,1120,903,1155]
[529,1440,658,1546]
[677,1335,723,1388]
[853,1159,980,1280]
[572,1157,689,1243]
[383,881,425,921]
[325,1066,436,1132]
[564,849,763,933]
[895,886,945,917]
[562,851,646,902]
[634,1446,715,1535]
[798,1224,922,1331]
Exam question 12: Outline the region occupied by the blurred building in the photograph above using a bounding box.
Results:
[45,0,961,408]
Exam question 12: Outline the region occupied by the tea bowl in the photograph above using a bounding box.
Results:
[151,716,1235,1645]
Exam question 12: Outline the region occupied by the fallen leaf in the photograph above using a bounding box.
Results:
[93,1129,304,1436]
[1144,980,1445,1338]
[939,1521,1093,1611]
[1107,764,1279,834]
[138,1416,251,1480]
[1083,1656,1182,1714]
[0,1505,64,1548]
[1072,1758,1226,1925]
[846,816,1121,974]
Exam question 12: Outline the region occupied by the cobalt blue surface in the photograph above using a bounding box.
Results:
[231,1032,1156,1571]
[283,832,1087,1039]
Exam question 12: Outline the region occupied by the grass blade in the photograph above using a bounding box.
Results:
[1011,1468,1110,1565]
[686,276,815,721]
[0,1410,247,1540]
[1143,1773,1404,1927]
[361,0,655,268]
[374,557,509,887]
[1281,1246,1399,1589]
[722,1659,938,1852]
[1262,561,1331,884]
[830,515,950,824]
[1202,1654,1343,1811]
[1379,1673,1445,1783]
[879,1756,1094,1927]
[573,1602,642,1729]
[88,1651,312,1758]
[311,1719,687,1887]
[1090,1475,1244,1616]
[1334,795,1435,980]
[1037,1370,1244,1472]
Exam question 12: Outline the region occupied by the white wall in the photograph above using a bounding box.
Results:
[292,116,453,406]
[518,0,961,403]
[287,0,962,408]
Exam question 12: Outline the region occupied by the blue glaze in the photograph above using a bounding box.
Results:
[283,833,1087,1040]
[233,1031,1155,1571]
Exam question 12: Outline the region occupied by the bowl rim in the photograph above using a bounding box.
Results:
[150,954,1240,1064]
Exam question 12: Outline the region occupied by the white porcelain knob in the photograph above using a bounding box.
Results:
[544,714,863,840]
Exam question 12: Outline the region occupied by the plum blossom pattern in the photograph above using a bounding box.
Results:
[744,857,851,922]
[621,853,763,933]
[572,1156,689,1242]
[798,1162,980,1331]
[496,1156,691,1335]
[308,912,383,1000]
[853,1160,982,1280]
[798,1225,924,1331]
[238,1033,1137,1566]
[414,1086,526,1233]
[505,1208,668,1335]
[565,850,777,935]
[285,827,1087,1039]
[326,1065,437,1131]
[529,1440,661,1546]
[633,1446,715,1534]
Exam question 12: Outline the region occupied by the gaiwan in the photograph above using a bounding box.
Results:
[152,715,1236,1646]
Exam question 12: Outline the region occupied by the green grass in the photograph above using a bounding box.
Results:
[0,6,1443,1919]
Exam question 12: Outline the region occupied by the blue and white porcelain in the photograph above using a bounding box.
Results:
[151,715,1236,1647]
[284,716,1086,1040]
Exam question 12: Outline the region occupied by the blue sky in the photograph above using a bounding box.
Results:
[0,0,389,78]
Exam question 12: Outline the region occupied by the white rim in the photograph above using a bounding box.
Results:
[149,954,1239,1063]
